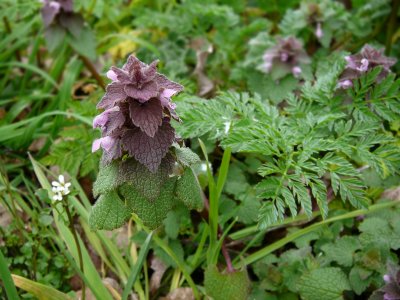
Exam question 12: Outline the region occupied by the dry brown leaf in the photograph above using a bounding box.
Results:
[150,256,167,294]
[190,38,214,97]
[159,287,195,300]
[382,186,400,201]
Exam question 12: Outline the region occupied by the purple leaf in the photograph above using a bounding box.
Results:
[97,82,127,109]
[58,0,73,12]
[142,60,159,82]
[124,81,159,102]
[121,119,175,172]
[154,74,184,93]
[110,66,131,84]
[129,98,163,137]
[59,13,84,38]
[41,1,60,26]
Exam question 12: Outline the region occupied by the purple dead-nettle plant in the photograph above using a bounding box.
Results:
[370,264,400,300]
[338,44,397,89]
[89,55,203,231]
[92,55,183,172]
[260,37,309,78]
[40,0,84,38]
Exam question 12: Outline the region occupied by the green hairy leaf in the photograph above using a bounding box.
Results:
[204,266,251,300]
[297,267,351,300]
[89,191,131,231]
[176,167,204,210]
[174,145,201,167]
[120,178,177,230]
[90,155,204,230]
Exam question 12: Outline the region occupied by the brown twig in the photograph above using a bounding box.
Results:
[79,55,106,91]
[3,16,22,61]
[64,203,86,300]
[385,0,400,54]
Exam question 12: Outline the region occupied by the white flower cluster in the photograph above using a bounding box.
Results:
[51,175,71,201]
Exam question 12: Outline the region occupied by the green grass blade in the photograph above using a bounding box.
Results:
[215,147,231,200]
[0,111,92,143]
[0,62,58,88]
[122,231,153,300]
[235,201,400,268]
[0,249,20,300]
[198,139,217,248]
[11,274,72,300]
[29,155,113,300]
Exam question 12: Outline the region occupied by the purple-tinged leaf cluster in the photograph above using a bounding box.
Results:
[338,45,397,89]
[93,55,183,172]
[370,265,400,300]
[41,0,84,38]
[260,37,309,78]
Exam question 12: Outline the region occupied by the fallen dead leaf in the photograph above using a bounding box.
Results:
[150,256,167,294]
[159,287,195,300]
[382,186,400,201]
[28,137,47,152]
[190,38,214,97]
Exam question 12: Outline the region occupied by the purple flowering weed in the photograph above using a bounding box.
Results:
[93,55,183,173]
[338,45,397,89]
[260,37,309,79]
[41,0,84,40]
[370,264,400,300]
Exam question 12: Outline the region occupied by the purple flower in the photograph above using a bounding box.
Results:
[315,22,323,39]
[260,37,309,79]
[93,55,183,172]
[338,45,397,89]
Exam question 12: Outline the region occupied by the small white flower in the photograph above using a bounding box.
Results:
[53,193,63,201]
[51,175,71,201]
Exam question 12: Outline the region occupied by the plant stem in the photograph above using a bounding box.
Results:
[3,16,21,61]
[221,243,234,272]
[78,55,106,90]
[204,197,235,272]
[234,200,400,268]
[64,202,85,300]
[385,0,400,54]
